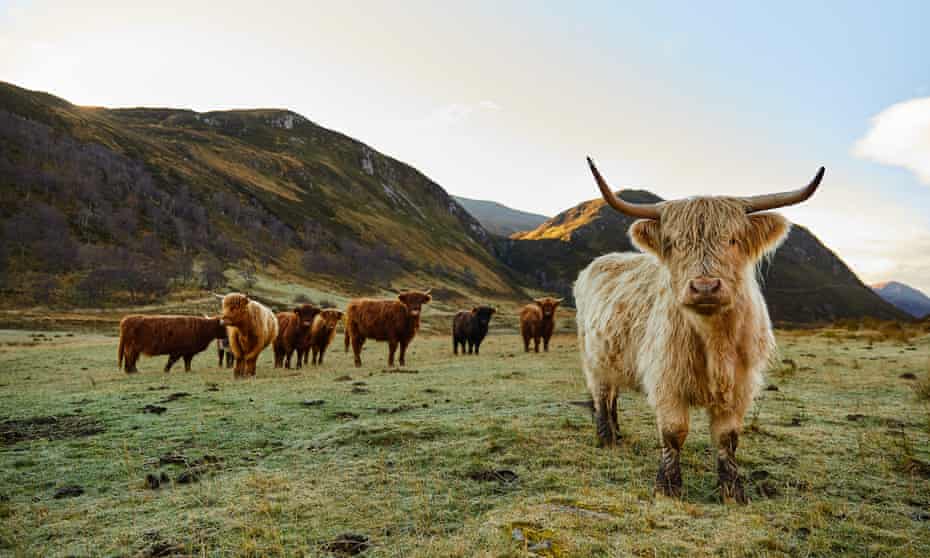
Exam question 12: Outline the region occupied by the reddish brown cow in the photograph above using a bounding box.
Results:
[301,309,344,366]
[344,290,432,367]
[519,297,563,353]
[118,315,226,373]
[273,304,320,369]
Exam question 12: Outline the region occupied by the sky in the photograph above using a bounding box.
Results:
[2,1,930,290]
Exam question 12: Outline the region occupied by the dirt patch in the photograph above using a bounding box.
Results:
[899,372,917,380]
[351,386,370,394]
[334,375,353,382]
[144,472,170,490]
[142,405,167,415]
[301,399,325,407]
[764,384,779,392]
[846,414,867,422]
[53,485,84,499]
[1,414,104,445]
[158,392,190,403]
[320,533,370,556]
[332,412,359,420]
[381,368,419,374]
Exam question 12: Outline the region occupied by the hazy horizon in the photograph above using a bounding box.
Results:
[3,0,930,291]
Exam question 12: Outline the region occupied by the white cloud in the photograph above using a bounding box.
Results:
[854,97,930,183]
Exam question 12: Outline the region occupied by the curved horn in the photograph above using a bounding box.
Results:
[424,288,432,295]
[741,167,825,213]
[213,293,225,300]
[587,157,661,220]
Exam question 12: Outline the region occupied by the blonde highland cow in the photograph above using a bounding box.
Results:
[574,157,824,503]
[217,293,278,378]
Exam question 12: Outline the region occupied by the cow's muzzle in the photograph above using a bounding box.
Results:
[684,278,728,315]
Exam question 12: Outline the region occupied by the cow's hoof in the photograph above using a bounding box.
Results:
[655,465,682,499]
[719,477,748,505]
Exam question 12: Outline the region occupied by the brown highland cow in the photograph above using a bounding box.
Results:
[301,309,343,366]
[118,315,226,373]
[273,304,320,369]
[344,290,431,367]
[519,297,562,353]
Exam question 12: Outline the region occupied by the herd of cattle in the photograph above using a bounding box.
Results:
[115,159,826,504]
[117,292,564,377]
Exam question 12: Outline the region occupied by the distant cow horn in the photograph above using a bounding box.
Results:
[423,288,432,295]
[587,157,662,219]
[213,293,225,300]
[740,167,825,213]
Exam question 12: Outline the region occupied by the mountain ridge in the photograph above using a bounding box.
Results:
[502,190,908,324]
[452,195,548,237]
[871,281,930,318]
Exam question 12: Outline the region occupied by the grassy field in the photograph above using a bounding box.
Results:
[1,326,929,557]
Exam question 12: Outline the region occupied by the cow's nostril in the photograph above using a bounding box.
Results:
[690,278,722,295]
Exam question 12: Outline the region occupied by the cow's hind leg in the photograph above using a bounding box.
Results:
[655,403,690,499]
[183,354,193,372]
[164,354,181,373]
[318,345,327,365]
[710,408,748,504]
[351,336,364,368]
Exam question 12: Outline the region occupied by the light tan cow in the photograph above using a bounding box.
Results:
[217,293,278,378]
[574,157,824,503]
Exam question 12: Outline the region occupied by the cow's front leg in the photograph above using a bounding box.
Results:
[655,403,689,498]
[594,386,619,448]
[398,340,409,367]
[710,409,748,504]
[388,341,397,367]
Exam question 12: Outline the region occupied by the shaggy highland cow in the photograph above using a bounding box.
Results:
[118,315,226,373]
[217,293,278,378]
[574,157,824,503]
[301,309,343,366]
[452,306,496,355]
[273,304,320,369]
[344,290,431,367]
[519,297,562,353]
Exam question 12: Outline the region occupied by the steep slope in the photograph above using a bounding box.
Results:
[872,281,930,318]
[452,195,548,237]
[0,81,522,307]
[502,191,908,324]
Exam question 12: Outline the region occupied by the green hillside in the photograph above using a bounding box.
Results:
[0,82,524,308]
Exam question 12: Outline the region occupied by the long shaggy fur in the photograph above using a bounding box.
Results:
[117,315,225,373]
[221,293,278,378]
[273,304,320,369]
[303,309,343,365]
[344,291,431,367]
[574,197,790,500]
[519,297,561,353]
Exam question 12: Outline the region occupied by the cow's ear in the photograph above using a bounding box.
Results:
[745,213,790,259]
[472,307,478,313]
[629,219,661,256]
[490,308,496,315]
[293,307,300,314]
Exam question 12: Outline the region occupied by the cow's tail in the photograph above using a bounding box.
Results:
[344,327,350,352]
[117,334,125,371]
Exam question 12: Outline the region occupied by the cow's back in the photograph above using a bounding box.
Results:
[574,252,663,389]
